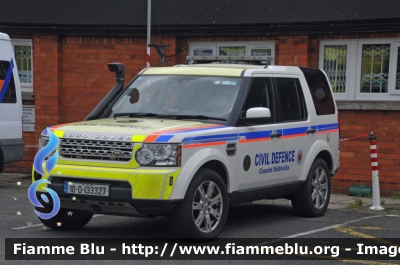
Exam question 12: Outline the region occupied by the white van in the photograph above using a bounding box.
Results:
[0,32,23,173]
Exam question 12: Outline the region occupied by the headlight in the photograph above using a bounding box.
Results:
[39,135,49,149]
[135,144,181,166]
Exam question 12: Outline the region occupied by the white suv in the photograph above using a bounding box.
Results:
[34,64,340,239]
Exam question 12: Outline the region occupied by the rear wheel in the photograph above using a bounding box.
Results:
[291,158,331,217]
[37,207,93,230]
[169,168,229,239]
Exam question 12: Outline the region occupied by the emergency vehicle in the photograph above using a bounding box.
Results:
[33,63,339,239]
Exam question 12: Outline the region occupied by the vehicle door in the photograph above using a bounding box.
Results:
[236,77,283,193]
[272,75,312,185]
[0,40,22,142]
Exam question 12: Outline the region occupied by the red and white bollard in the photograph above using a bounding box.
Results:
[369,131,384,210]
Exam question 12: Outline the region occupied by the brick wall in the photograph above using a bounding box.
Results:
[5,35,180,173]
[334,110,400,196]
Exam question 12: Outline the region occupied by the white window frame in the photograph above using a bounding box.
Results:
[187,41,275,65]
[388,42,400,95]
[319,40,357,101]
[356,39,392,101]
[320,38,400,101]
[11,39,33,93]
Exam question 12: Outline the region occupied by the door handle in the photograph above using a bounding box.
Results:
[306,129,316,134]
[270,133,282,139]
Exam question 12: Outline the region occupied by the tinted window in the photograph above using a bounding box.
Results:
[242,77,275,122]
[300,68,335,115]
[0,60,17,103]
[275,78,307,122]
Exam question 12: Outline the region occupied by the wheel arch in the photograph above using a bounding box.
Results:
[299,141,334,181]
[315,150,333,174]
[199,160,229,189]
[169,148,234,200]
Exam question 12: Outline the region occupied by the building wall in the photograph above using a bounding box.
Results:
[4,33,400,195]
[335,109,400,195]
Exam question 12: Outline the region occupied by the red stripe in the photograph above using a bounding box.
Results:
[316,129,339,134]
[146,54,150,63]
[370,140,377,145]
[281,133,306,139]
[370,149,378,154]
[370,157,378,162]
[183,142,226,148]
[371,166,379,171]
[144,135,159,142]
[49,122,75,131]
[153,124,222,135]
[0,80,4,92]
[144,124,223,143]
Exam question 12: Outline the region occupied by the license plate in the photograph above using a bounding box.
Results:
[64,182,109,196]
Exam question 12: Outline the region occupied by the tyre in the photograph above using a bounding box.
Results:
[291,158,331,217]
[169,168,229,239]
[36,207,93,230]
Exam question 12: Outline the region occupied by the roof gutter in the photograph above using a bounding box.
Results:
[2,19,400,37]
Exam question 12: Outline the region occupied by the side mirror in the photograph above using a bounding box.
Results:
[241,107,271,123]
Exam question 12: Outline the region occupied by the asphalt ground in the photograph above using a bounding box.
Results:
[1,173,400,265]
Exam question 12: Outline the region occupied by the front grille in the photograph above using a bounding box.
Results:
[59,139,133,161]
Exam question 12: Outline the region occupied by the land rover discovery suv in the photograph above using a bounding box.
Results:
[33,64,339,239]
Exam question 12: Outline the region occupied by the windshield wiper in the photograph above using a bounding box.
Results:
[158,114,226,121]
[113,112,159,118]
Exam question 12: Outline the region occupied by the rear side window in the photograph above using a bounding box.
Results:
[275,77,307,122]
[0,60,17,103]
[300,68,335,115]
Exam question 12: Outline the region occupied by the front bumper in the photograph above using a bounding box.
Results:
[36,189,180,217]
[33,164,182,216]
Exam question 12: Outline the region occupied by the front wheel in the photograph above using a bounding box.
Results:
[169,168,229,239]
[37,207,93,230]
[291,158,331,217]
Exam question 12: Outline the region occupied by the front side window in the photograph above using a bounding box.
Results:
[110,75,242,122]
[242,77,275,123]
[0,60,17,103]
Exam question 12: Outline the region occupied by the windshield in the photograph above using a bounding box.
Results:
[110,75,242,121]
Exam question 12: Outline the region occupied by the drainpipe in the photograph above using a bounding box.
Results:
[147,0,151,68]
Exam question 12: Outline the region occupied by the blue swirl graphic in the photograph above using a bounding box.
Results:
[28,179,61,219]
[33,128,59,176]
[30,128,61,219]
